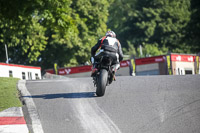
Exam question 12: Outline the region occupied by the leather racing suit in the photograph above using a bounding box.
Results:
[91,36,124,71]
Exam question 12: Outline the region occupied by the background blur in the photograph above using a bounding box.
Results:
[0,0,199,71]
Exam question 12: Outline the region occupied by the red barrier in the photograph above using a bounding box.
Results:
[135,56,165,65]
[45,60,130,75]
[171,54,195,62]
[46,65,92,75]
[120,60,130,67]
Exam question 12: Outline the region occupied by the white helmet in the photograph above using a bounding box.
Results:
[105,31,116,38]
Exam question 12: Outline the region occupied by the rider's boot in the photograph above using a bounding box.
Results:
[113,74,116,81]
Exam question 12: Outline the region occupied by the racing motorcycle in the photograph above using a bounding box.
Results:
[92,54,117,97]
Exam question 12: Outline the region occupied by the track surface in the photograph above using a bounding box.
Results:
[24,75,200,133]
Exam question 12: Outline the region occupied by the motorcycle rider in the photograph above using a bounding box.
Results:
[91,31,123,80]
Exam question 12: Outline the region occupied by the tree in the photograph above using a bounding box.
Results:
[0,13,47,64]
[0,0,111,70]
[37,0,110,69]
[108,0,192,56]
[184,0,200,53]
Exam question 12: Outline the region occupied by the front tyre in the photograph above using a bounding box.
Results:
[96,69,108,97]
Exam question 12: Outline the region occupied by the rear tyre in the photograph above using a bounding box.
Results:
[96,69,108,97]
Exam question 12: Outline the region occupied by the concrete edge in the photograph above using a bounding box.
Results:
[17,80,44,133]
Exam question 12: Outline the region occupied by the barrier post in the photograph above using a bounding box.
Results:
[166,55,172,75]
[130,59,136,76]
[195,56,199,74]
[54,63,58,75]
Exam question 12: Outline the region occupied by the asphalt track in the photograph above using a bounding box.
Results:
[23,75,200,133]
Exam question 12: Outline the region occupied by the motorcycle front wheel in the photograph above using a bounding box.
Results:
[96,69,108,96]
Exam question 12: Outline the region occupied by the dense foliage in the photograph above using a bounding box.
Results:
[108,0,199,57]
[0,0,199,70]
[0,0,109,69]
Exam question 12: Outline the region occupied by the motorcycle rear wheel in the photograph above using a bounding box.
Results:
[96,69,108,96]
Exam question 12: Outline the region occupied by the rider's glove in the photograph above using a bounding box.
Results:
[91,57,95,64]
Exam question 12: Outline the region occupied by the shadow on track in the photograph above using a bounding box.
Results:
[23,92,96,99]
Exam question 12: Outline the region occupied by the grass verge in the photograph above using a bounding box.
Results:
[0,77,22,112]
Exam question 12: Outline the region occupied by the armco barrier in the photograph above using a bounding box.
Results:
[45,60,131,78]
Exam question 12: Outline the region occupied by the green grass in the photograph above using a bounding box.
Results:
[0,77,22,112]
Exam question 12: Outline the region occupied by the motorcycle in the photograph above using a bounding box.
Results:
[92,55,117,97]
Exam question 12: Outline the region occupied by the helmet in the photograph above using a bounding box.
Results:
[105,31,116,38]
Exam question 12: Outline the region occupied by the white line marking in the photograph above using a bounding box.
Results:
[18,80,44,133]
[0,124,29,133]
[75,99,121,133]
[71,84,121,133]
